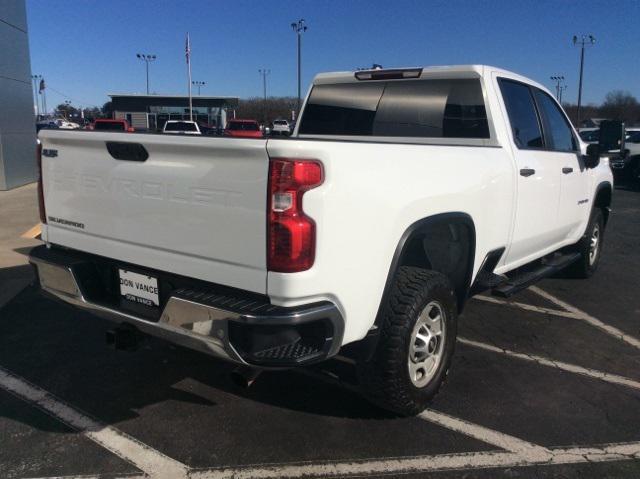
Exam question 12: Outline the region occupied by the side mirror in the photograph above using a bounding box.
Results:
[585,144,601,169]
[598,120,625,153]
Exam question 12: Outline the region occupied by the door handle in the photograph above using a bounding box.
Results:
[519,168,535,177]
[562,167,574,174]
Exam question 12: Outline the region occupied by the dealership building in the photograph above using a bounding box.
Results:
[109,94,239,131]
[0,0,36,190]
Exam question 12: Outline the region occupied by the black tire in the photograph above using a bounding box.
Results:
[566,208,605,278]
[357,267,457,416]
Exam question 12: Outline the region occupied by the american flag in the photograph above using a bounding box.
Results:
[185,33,191,64]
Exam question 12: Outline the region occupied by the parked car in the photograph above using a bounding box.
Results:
[32,65,612,415]
[52,118,80,130]
[271,119,292,136]
[223,119,263,138]
[197,123,219,136]
[579,128,599,143]
[163,120,202,135]
[92,119,134,132]
[610,129,640,188]
[36,120,59,133]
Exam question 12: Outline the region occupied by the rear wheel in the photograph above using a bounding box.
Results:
[566,208,605,278]
[357,267,457,416]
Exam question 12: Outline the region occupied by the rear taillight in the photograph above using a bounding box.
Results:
[268,158,323,272]
[36,143,46,224]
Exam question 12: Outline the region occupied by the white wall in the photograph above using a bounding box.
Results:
[0,0,36,190]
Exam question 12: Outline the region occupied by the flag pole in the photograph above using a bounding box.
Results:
[186,32,193,121]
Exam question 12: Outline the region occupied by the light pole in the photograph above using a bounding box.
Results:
[550,76,565,102]
[191,80,205,95]
[31,75,41,117]
[559,85,567,105]
[259,69,270,124]
[572,34,595,127]
[291,19,307,114]
[42,79,47,117]
[136,53,156,94]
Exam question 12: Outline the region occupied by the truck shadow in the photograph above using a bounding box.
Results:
[0,286,389,436]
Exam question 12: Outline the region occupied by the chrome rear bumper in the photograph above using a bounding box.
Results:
[29,245,343,367]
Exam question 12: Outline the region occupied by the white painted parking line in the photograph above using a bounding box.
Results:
[458,337,640,391]
[190,441,640,478]
[419,409,552,460]
[529,286,640,350]
[0,367,189,479]
[474,294,580,319]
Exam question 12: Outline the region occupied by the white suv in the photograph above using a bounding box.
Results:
[271,119,291,136]
[162,120,202,135]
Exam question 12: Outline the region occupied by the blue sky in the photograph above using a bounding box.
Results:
[27,0,639,109]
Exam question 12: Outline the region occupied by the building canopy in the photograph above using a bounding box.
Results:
[109,94,239,112]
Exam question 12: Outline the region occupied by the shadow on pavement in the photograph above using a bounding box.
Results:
[0,263,35,308]
[0,285,388,437]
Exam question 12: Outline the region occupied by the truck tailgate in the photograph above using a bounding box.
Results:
[38,130,269,293]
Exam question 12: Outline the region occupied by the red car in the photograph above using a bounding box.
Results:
[223,119,263,138]
[91,119,134,132]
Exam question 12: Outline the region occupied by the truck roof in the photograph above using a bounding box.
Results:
[312,65,548,92]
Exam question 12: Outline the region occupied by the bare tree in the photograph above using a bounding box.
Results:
[563,91,640,127]
[600,90,639,123]
[235,97,298,125]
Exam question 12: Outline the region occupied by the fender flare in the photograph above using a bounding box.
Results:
[593,180,613,225]
[376,212,476,322]
[347,212,476,361]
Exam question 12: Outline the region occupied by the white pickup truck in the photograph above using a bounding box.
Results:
[32,65,612,415]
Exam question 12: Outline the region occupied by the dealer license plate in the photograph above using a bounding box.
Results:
[119,269,159,307]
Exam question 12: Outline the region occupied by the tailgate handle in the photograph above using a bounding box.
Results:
[106,142,149,162]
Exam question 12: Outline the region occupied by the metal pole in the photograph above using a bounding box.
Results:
[259,69,270,124]
[291,20,306,114]
[263,71,267,124]
[263,72,267,103]
[573,35,594,127]
[188,63,193,121]
[43,88,47,117]
[146,61,149,95]
[297,32,301,112]
[577,44,585,127]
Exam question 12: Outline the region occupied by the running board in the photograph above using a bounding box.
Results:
[491,252,581,298]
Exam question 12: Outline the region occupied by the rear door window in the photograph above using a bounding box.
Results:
[533,89,577,152]
[498,79,544,149]
[298,79,489,139]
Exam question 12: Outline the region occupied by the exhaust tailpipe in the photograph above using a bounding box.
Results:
[231,365,262,388]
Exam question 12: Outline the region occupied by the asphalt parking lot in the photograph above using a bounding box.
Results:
[0,184,639,479]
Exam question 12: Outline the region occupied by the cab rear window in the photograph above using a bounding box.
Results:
[165,122,198,132]
[298,79,489,139]
[94,122,125,131]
